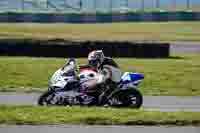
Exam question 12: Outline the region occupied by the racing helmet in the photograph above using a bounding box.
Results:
[62,58,79,76]
[67,58,76,66]
[88,50,105,68]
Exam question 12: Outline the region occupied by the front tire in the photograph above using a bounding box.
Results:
[38,91,54,106]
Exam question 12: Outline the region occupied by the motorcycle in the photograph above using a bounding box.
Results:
[38,67,144,108]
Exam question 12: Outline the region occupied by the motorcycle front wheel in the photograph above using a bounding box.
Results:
[38,91,54,106]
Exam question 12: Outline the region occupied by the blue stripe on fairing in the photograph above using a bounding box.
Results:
[129,73,144,82]
[120,72,144,85]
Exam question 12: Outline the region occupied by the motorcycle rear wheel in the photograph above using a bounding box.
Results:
[114,88,143,108]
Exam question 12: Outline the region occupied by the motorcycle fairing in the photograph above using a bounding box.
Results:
[120,72,144,89]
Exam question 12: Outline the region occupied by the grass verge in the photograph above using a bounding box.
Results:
[0,22,200,42]
[0,55,200,96]
[0,106,199,126]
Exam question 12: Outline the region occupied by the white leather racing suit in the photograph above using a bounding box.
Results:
[96,57,122,84]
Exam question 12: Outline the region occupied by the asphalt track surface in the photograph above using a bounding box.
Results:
[0,126,200,133]
[0,93,200,112]
[170,42,200,54]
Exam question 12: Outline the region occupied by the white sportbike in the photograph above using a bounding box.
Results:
[38,66,144,108]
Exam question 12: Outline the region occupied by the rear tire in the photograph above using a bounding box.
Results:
[115,88,143,108]
[38,91,54,106]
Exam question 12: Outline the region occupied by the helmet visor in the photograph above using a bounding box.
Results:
[89,60,99,68]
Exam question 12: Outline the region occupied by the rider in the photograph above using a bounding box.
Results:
[87,50,122,104]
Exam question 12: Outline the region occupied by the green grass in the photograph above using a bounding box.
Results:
[0,55,200,96]
[143,6,200,12]
[174,6,200,11]
[0,105,199,125]
[0,22,200,42]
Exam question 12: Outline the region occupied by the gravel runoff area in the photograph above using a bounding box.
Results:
[0,93,200,112]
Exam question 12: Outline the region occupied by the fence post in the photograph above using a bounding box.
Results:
[156,0,160,9]
[187,0,190,10]
[141,0,145,11]
[22,0,24,11]
[110,0,112,12]
[173,0,177,11]
[79,0,83,10]
[94,0,96,11]
[125,0,128,8]
[46,0,48,9]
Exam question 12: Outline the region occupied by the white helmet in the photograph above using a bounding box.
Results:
[62,58,79,76]
[88,50,105,68]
